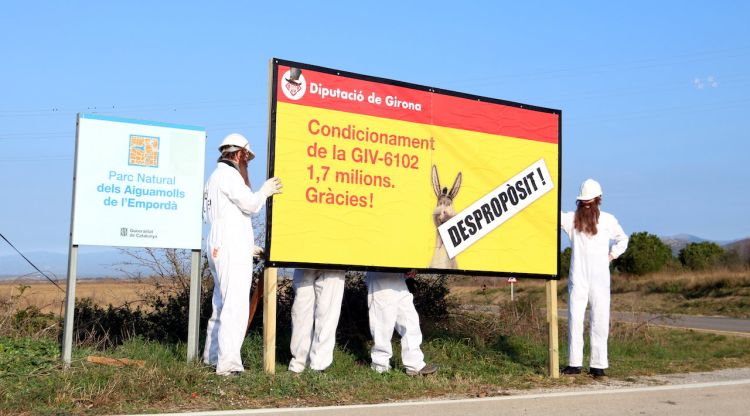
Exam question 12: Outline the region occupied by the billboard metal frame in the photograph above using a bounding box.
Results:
[265,58,562,280]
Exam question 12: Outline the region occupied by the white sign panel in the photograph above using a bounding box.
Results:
[72,114,206,249]
[438,158,554,259]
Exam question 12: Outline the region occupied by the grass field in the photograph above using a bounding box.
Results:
[1,270,749,413]
[2,317,750,414]
[0,279,157,314]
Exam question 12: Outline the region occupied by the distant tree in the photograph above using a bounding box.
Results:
[679,242,724,270]
[614,232,672,275]
[559,247,571,279]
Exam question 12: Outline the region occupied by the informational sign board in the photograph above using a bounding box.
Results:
[266,59,561,278]
[71,114,206,249]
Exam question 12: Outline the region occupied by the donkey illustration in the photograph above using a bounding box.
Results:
[429,165,462,269]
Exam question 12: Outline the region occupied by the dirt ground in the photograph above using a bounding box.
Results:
[0,279,152,314]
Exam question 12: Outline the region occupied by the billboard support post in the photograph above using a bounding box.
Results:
[262,267,277,374]
[61,244,78,368]
[546,279,560,378]
[186,249,202,362]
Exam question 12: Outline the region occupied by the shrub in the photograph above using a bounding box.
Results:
[0,285,58,339]
[679,242,724,270]
[267,271,454,358]
[71,252,454,353]
[559,247,571,278]
[719,249,743,269]
[614,232,672,275]
[72,251,216,348]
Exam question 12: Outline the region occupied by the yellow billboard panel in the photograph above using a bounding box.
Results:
[267,60,561,278]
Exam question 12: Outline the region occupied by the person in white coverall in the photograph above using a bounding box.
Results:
[202,133,282,376]
[288,269,346,373]
[366,271,438,376]
[560,179,628,379]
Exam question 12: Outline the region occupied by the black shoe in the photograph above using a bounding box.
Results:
[589,368,607,379]
[561,366,582,375]
[406,363,438,376]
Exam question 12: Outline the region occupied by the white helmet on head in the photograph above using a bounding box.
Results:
[577,179,602,201]
[218,133,255,161]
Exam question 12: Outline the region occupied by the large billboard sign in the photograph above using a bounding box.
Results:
[266,59,561,278]
[71,114,206,249]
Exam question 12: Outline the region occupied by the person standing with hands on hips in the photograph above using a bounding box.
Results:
[202,133,282,377]
[560,179,628,379]
[366,271,438,376]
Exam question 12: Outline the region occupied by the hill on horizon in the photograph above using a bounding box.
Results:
[2,234,748,279]
[0,249,147,280]
[659,234,741,256]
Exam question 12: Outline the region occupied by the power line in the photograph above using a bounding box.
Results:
[0,99,266,117]
[0,232,65,293]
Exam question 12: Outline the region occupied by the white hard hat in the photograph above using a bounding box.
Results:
[577,179,602,201]
[218,133,255,161]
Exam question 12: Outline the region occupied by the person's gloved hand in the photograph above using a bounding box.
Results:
[260,177,283,197]
[252,245,264,258]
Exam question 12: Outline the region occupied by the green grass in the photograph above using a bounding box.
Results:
[3,317,750,414]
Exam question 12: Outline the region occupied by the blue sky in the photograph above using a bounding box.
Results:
[1,1,749,258]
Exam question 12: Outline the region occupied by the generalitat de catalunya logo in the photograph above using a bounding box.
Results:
[281,67,306,100]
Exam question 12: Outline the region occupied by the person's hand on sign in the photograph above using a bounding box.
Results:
[260,177,283,197]
[252,246,264,258]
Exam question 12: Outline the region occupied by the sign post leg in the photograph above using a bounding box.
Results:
[263,267,277,374]
[546,279,560,378]
[187,249,202,362]
[61,244,78,368]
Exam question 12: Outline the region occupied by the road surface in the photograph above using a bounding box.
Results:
[139,369,750,416]
[609,311,750,337]
[462,305,750,337]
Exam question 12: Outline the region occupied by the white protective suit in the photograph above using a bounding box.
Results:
[561,211,628,369]
[366,272,426,373]
[202,162,268,375]
[288,269,346,373]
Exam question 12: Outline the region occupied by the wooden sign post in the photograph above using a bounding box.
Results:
[546,279,560,378]
[262,267,277,374]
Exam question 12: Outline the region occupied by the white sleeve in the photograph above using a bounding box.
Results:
[560,211,574,238]
[608,217,629,259]
[224,173,267,215]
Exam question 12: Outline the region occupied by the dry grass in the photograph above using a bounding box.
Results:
[449,268,750,318]
[4,268,749,319]
[611,268,750,293]
[449,278,547,306]
[611,268,750,317]
[0,279,151,315]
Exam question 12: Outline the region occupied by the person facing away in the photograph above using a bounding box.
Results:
[366,271,438,376]
[202,133,282,376]
[560,179,628,379]
[288,268,346,373]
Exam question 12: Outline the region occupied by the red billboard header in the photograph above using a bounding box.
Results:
[276,65,559,144]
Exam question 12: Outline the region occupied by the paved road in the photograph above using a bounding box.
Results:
[142,377,750,416]
[462,305,750,337]
[609,311,750,336]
